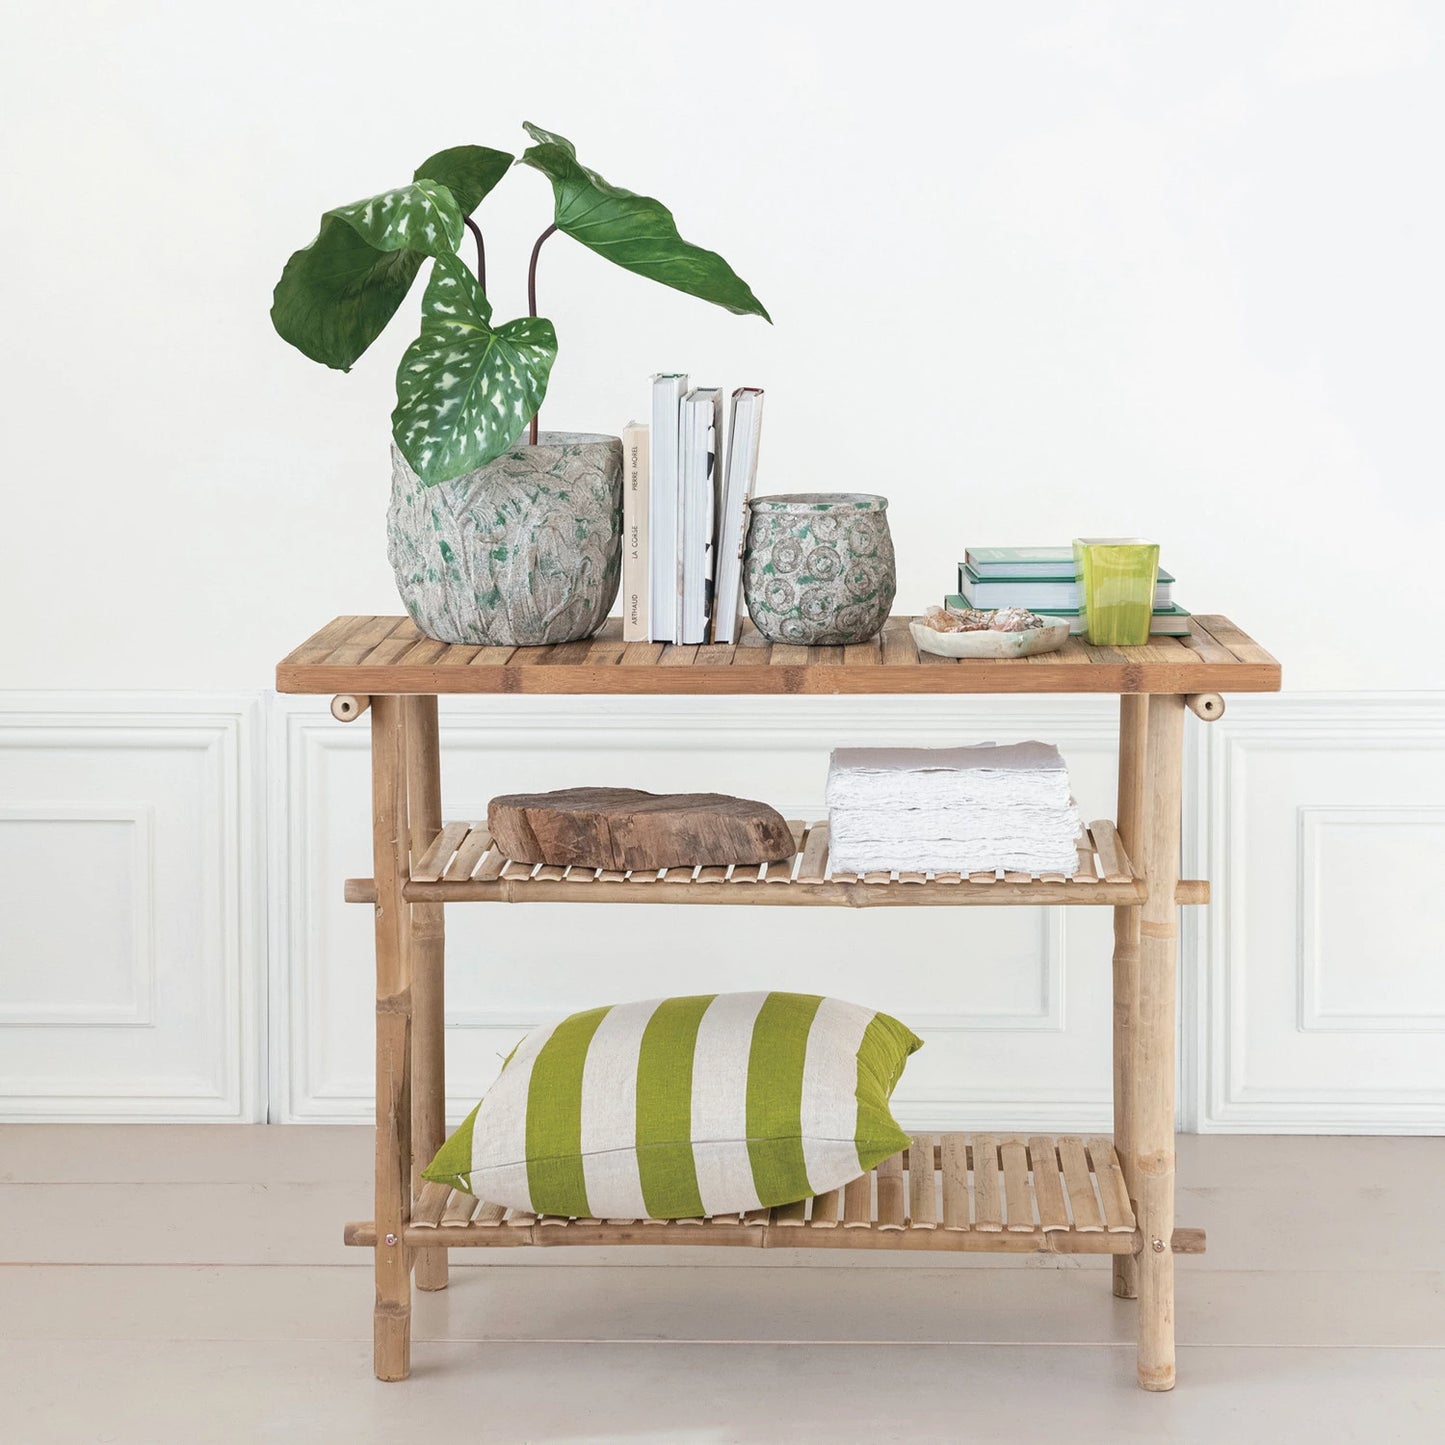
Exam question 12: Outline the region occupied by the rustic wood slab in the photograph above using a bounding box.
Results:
[486,787,797,871]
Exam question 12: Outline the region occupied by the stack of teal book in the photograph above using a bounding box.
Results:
[947,547,1192,635]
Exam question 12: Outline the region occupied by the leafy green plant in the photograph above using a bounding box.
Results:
[272,124,770,485]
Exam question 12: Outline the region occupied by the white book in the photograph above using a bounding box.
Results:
[710,388,765,644]
[621,421,649,641]
[648,373,688,641]
[680,387,723,645]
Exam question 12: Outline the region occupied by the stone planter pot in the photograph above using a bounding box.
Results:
[388,432,624,646]
[742,493,896,645]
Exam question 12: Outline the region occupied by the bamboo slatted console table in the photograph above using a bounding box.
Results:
[276,613,1281,1390]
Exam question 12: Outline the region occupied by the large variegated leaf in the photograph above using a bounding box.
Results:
[272,179,466,371]
[517,122,771,322]
[414,145,512,217]
[391,253,558,485]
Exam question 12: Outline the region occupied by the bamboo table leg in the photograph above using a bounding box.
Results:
[371,695,414,1381]
[406,695,448,1293]
[1112,694,1148,1301]
[1136,691,1184,1390]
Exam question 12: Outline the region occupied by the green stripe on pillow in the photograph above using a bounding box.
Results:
[745,991,823,1203]
[634,994,714,1218]
[855,1010,921,1166]
[525,1004,611,1217]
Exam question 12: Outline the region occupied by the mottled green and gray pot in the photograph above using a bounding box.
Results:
[388,432,624,646]
[742,493,896,645]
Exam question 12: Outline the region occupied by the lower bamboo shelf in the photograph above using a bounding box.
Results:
[344,1133,1205,1258]
[345,819,1210,908]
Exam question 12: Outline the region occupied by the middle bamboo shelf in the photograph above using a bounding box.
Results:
[345,818,1210,908]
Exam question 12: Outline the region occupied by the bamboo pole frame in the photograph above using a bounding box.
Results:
[405,696,447,1293]
[370,695,413,1381]
[1112,693,1148,1301]
[1135,691,1184,1390]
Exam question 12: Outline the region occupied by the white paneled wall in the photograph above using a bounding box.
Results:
[3,691,1442,1131]
[1194,696,1445,1133]
[0,697,264,1120]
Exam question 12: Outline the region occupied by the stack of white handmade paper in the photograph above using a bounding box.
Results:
[825,741,1083,876]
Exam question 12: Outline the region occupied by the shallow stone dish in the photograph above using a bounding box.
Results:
[909,616,1070,659]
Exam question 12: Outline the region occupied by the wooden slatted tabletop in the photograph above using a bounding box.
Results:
[277,614,1280,695]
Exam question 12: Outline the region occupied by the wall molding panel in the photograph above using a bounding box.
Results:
[3,688,1441,1131]
[0,695,265,1121]
[1197,695,1445,1133]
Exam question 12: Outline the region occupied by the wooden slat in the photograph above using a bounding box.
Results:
[474,847,509,882]
[1192,614,1279,667]
[880,619,916,666]
[465,647,516,668]
[843,636,883,666]
[411,1180,451,1228]
[1177,625,1236,665]
[968,871,997,885]
[1000,1139,1035,1232]
[504,1209,536,1228]
[500,860,535,881]
[741,1208,770,1227]
[842,1173,872,1227]
[283,615,373,663]
[863,870,891,885]
[773,1198,808,1226]
[1087,1137,1136,1231]
[797,822,830,882]
[898,871,928,885]
[1088,820,1131,883]
[940,1133,969,1231]
[695,864,728,884]
[442,827,492,882]
[729,863,764,883]
[1058,1136,1104,1231]
[769,644,809,666]
[1073,837,1100,882]
[695,644,735,667]
[664,865,700,884]
[766,821,806,883]
[619,641,665,667]
[533,864,567,881]
[659,644,699,666]
[809,1189,841,1227]
[440,1192,482,1228]
[1002,870,1031,884]
[971,1136,1002,1231]
[1026,1137,1070,1232]
[411,822,469,882]
[876,1152,906,1230]
[908,1135,936,1228]
[932,871,962,885]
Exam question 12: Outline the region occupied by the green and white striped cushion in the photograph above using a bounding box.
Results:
[423,991,922,1219]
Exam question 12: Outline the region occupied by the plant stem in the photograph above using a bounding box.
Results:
[526,223,558,443]
[463,218,486,292]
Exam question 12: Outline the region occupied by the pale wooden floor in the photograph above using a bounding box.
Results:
[2,1128,1442,1444]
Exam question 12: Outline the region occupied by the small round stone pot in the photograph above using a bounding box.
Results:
[387,432,624,646]
[742,493,896,645]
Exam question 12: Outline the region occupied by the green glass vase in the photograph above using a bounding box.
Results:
[1073,538,1159,646]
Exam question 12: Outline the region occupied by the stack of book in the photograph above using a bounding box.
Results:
[947,547,1191,635]
[621,375,766,645]
[825,742,1085,876]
